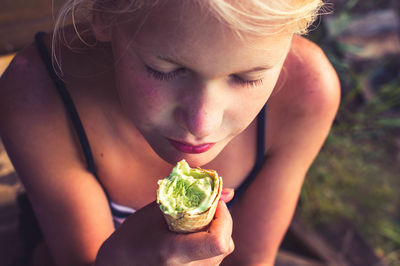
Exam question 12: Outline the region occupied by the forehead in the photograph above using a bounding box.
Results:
[116,1,293,72]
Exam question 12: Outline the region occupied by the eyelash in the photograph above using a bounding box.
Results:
[146,66,184,81]
[145,66,263,87]
[231,75,264,87]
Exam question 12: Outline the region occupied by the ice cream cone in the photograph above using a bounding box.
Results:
[157,166,223,233]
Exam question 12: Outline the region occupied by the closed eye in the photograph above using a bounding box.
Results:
[231,75,263,87]
[146,65,263,88]
[145,66,186,81]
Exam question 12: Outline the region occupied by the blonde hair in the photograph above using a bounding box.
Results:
[52,0,327,74]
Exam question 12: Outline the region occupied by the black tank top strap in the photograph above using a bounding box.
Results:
[34,32,99,181]
[227,104,266,208]
[255,104,266,168]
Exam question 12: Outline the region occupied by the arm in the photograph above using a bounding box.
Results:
[0,46,115,265]
[224,37,341,265]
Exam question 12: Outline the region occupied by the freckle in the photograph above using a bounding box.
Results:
[100,153,104,157]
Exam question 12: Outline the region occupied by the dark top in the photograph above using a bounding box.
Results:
[34,31,266,225]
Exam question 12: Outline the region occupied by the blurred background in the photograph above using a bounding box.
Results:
[0,0,399,265]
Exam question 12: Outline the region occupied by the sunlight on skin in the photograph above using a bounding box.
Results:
[0,54,15,77]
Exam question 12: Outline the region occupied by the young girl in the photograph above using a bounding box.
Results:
[0,0,340,265]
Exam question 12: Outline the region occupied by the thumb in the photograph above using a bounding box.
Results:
[174,201,233,262]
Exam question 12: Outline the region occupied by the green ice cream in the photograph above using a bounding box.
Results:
[157,160,218,217]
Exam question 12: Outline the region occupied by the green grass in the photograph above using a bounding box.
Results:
[300,99,400,264]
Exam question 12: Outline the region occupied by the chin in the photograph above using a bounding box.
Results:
[158,151,218,167]
[179,155,218,168]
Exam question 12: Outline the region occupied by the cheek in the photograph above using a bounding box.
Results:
[229,86,272,132]
[113,48,175,129]
[118,74,174,129]
[133,77,166,111]
[113,46,170,116]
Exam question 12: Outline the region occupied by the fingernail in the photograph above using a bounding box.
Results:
[222,188,234,194]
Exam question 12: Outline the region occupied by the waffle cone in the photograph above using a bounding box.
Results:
[159,169,222,233]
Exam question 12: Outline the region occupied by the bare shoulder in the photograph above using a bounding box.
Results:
[0,41,114,263]
[276,35,341,115]
[0,40,72,165]
[266,35,341,155]
[0,39,91,197]
[0,41,56,122]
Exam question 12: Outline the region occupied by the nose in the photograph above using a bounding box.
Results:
[175,83,224,139]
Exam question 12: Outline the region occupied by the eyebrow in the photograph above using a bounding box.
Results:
[157,56,273,73]
[239,66,273,73]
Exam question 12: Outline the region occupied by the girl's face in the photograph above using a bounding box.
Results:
[110,2,293,166]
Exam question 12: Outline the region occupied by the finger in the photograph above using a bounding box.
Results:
[173,201,233,262]
[204,201,233,256]
[194,253,226,266]
[208,200,233,236]
[220,188,234,203]
[229,238,235,254]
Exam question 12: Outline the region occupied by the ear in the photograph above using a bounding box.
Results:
[91,11,112,42]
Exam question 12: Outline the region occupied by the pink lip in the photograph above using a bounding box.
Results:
[168,139,215,154]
